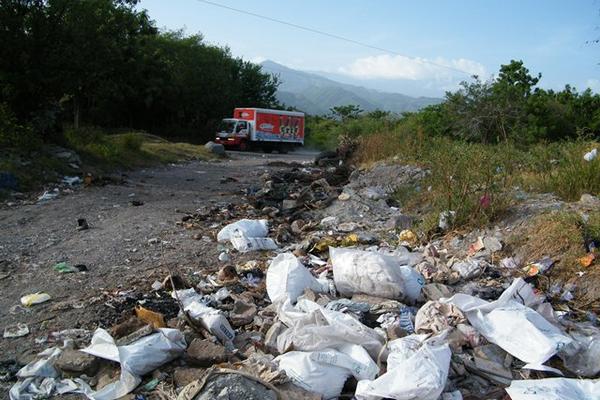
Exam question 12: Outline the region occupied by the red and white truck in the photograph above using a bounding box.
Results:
[215,108,305,153]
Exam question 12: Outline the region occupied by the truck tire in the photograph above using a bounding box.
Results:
[239,141,248,151]
[279,145,289,154]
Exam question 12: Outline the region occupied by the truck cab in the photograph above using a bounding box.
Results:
[215,119,252,150]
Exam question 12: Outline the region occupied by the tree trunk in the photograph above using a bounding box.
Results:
[73,97,80,129]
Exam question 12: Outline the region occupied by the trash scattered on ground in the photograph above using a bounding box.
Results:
[8,159,600,400]
[583,147,597,162]
[37,188,59,202]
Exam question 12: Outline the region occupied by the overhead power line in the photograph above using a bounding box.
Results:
[195,0,472,76]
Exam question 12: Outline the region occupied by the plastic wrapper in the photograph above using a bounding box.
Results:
[81,328,186,400]
[217,219,269,242]
[505,377,600,400]
[230,230,278,252]
[355,333,451,400]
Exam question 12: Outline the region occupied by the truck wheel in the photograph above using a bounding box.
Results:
[239,141,248,151]
[279,146,289,154]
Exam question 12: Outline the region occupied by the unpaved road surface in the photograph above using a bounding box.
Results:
[0,150,316,364]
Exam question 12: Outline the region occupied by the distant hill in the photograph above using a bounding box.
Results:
[260,60,441,115]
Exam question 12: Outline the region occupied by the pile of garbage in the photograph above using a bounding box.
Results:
[7,163,600,400]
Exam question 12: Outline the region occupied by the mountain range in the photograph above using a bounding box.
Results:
[260,60,441,116]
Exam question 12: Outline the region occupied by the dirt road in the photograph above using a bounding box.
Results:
[0,150,316,363]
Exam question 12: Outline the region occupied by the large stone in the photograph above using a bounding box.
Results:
[55,349,99,376]
[185,339,227,367]
[229,299,257,327]
[205,141,225,155]
[174,367,206,388]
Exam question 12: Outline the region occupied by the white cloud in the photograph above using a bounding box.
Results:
[585,79,600,92]
[339,54,487,81]
[249,55,267,64]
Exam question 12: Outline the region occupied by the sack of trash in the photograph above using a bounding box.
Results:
[275,343,378,399]
[330,247,424,303]
[355,333,451,400]
[230,230,278,252]
[266,253,330,304]
[172,289,235,345]
[217,219,269,242]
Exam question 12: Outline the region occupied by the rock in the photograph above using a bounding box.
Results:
[282,199,298,210]
[384,214,414,230]
[193,372,278,400]
[338,192,350,201]
[483,236,502,253]
[55,349,99,376]
[174,367,206,388]
[229,299,257,327]
[185,339,228,367]
[580,194,600,208]
[422,283,454,301]
[265,321,286,353]
[205,141,225,155]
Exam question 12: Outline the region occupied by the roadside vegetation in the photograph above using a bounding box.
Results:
[305,61,600,234]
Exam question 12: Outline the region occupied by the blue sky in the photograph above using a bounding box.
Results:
[139,0,600,96]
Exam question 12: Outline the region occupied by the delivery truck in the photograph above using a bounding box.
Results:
[215,108,305,153]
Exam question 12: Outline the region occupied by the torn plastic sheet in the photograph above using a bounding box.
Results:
[9,347,94,400]
[172,289,235,345]
[355,333,451,400]
[443,278,572,371]
[276,297,385,361]
[217,219,269,242]
[275,344,378,399]
[81,328,186,400]
[266,253,330,304]
[505,377,600,400]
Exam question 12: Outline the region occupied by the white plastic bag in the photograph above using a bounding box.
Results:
[444,278,572,370]
[230,230,278,252]
[276,298,385,360]
[330,247,424,303]
[81,328,186,400]
[355,333,451,400]
[584,148,597,162]
[217,219,269,242]
[505,377,600,400]
[276,344,378,400]
[266,253,329,304]
[172,289,235,344]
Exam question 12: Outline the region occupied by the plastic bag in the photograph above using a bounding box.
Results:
[330,247,424,303]
[266,253,329,304]
[505,377,600,400]
[172,289,235,344]
[20,293,51,307]
[559,324,600,377]
[230,230,278,252]
[217,219,269,242]
[444,278,572,370]
[584,148,597,162]
[81,328,186,400]
[276,344,378,400]
[355,333,451,400]
[276,298,385,360]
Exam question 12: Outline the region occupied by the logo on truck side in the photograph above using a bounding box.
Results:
[241,112,250,117]
[259,123,274,131]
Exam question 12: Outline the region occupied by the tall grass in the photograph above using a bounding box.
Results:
[354,121,599,232]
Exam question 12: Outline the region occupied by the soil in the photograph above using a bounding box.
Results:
[0,151,315,364]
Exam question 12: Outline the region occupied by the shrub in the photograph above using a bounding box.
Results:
[0,103,42,150]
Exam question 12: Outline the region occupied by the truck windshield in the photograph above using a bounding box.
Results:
[218,120,237,133]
